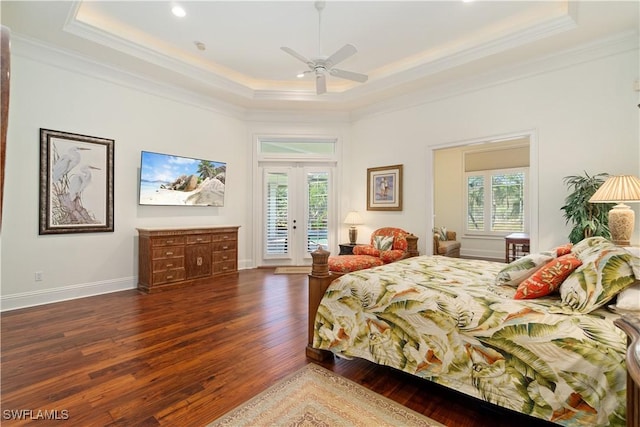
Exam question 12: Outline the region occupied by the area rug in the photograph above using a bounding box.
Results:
[208,363,444,427]
[274,266,312,274]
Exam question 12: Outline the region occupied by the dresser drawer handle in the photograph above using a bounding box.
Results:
[196,238,203,242]
[222,266,228,270]
[166,251,173,256]
[222,256,228,260]
[223,236,229,240]
[166,263,173,268]
[222,246,228,250]
[167,275,174,279]
[166,240,174,244]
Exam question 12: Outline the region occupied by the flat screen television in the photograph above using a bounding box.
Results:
[139,150,226,206]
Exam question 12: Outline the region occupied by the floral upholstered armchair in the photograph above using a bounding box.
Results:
[328,227,419,274]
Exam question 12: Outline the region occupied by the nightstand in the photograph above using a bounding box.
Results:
[505,233,530,263]
[338,243,358,255]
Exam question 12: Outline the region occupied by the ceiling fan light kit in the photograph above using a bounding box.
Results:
[281,1,368,95]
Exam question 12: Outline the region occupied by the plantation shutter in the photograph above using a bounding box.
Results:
[265,172,289,255]
[467,175,485,231]
[491,172,525,232]
[306,171,329,251]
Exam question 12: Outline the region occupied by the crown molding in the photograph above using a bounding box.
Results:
[11,34,247,120]
[351,30,639,121]
[9,26,638,123]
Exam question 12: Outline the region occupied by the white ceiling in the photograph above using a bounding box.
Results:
[1,1,638,112]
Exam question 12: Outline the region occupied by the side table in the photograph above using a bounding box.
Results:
[505,233,530,263]
[338,243,358,255]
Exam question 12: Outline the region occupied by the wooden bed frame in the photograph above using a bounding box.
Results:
[306,234,419,361]
[306,247,640,426]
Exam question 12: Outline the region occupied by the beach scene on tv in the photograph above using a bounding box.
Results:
[139,151,226,206]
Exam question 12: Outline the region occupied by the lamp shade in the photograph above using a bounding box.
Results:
[344,211,363,225]
[589,175,640,203]
[589,175,640,246]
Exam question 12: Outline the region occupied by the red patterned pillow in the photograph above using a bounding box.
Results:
[353,245,380,257]
[554,243,573,257]
[514,254,582,300]
[380,249,405,263]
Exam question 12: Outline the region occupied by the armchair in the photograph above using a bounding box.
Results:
[433,229,461,258]
[328,227,419,274]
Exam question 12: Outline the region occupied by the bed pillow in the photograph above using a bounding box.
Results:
[495,251,556,287]
[559,244,640,313]
[570,236,616,258]
[353,245,380,257]
[380,249,405,263]
[373,235,394,251]
[514,254,582,299]
[554,243,573,257]
[615,283,640,311]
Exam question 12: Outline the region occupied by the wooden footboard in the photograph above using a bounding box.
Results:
[614,314,640,427]
[306,235,420,361]
[306,247,338,361]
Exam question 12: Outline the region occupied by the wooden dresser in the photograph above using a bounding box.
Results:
[137,226,239,293]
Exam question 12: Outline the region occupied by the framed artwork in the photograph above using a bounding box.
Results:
[39,129,114,234]
[367,164,403,211]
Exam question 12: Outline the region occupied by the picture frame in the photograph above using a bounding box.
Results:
[39,129,114,234]
[367,164,403,211]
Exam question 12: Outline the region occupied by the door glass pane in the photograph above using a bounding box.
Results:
[307,171,328,251]
[265,172,289,255]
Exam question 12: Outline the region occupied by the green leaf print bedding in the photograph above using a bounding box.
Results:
[313,255,628,426]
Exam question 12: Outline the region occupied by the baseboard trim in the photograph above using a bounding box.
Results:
[0,277,137,312]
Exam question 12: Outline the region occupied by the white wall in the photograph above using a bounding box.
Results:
[348,48,640,257]
[1,47,249,310]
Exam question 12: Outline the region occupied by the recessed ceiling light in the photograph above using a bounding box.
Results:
[172,5,186,17]
[194,41,206,51]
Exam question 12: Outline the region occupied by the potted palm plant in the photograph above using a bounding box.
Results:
[561,172,613,244]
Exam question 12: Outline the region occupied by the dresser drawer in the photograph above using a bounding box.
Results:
[152,258,185,272]
[212,241,237,252]
[152,246,185,260]
[152,268,186,284]
[187,234,211,244]
[213,260,237,274]
[213,251,235,263]
[212,232,237,242]
[151,236,186,247]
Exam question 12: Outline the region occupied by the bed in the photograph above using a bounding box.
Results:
[306,237,640,427]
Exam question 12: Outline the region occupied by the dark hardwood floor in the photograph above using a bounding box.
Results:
[1,269,551,426]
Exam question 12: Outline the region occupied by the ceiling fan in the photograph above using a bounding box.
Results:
[281,1,368,95]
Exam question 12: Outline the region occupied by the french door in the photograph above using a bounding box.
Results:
[261,164,332,266]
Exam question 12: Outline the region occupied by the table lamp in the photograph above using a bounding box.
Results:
[344,211,363,245]
[589,174,640,246]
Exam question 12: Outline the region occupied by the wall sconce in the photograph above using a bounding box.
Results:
[589,175,640,246]
[343,211,363,245]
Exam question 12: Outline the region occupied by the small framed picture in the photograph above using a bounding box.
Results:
[367,164,403,211]
[39,129,114,234]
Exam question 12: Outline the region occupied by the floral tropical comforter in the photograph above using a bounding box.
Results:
[313,256,627,426]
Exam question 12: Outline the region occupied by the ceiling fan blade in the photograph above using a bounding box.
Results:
[330,68,368,83]
[325,44,357,68]
[281,47,313,67]
[316,73,327,95]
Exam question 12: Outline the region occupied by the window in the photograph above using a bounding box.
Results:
[466,168,528,234]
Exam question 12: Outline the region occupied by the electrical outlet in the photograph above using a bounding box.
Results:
[35,271,43,281]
